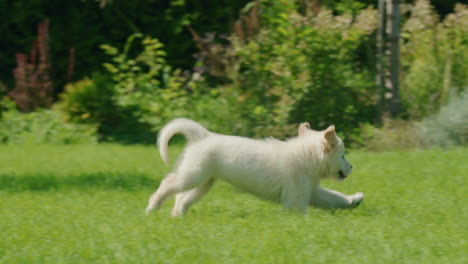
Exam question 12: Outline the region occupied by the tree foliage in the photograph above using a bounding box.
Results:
[0,0,250,91]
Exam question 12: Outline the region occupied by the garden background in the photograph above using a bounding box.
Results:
[0,1,467,263]
[1,0,466,147]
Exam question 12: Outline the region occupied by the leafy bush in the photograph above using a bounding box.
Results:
[401,1,468,118]
[100,34,191,132]
[56,73,114,124]
[420,89,468,147]
[187,88,248,136]
[55,72,153,143]
[350,119,423,151]
[58,34,224,143]
[193,0,378,139]
[350,90,467,151]
[0,106,97,145]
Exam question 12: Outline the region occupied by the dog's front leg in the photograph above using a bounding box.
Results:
[310,187,363,209]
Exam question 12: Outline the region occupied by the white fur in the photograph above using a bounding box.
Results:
[146,118,363,216]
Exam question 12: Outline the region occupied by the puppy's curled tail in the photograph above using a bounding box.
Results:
[157,118,210,166]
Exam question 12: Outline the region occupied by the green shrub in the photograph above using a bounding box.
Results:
[420,89,468,147]
[110,35,194,131]
[350,90,467,151]
[401,1,468,118]
[56,75,107,140]
[56,73,114,124]
[57,35,198,143]
[55,72,154,143]
[99,33,263,141]
[194,0,378,139]
[187,88,249,136]
[0,107,97,145]
[350,119,423,151]
[100,34,192,131]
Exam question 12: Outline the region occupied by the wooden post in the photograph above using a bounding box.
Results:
[376,0,386,121]
[389,0,401,117]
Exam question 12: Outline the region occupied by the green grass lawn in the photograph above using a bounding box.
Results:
[1,144,466,263]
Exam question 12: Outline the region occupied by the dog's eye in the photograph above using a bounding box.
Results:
[342,155,345,159]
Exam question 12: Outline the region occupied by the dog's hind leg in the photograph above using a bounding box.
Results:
[281,194,310,213]
[171,178,216,217]
[145,172,179,215]
[145,164,211,215]
[280,178,311,213]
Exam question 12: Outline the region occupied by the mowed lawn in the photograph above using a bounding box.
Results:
[0,144,466,263]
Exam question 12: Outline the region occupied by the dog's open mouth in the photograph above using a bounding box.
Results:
[338,171,348,179]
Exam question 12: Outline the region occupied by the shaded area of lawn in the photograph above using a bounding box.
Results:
[0,172,159,191]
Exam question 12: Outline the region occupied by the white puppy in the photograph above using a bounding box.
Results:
[146,118,363,216]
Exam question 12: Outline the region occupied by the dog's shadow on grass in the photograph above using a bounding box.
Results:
[0,172,159,192]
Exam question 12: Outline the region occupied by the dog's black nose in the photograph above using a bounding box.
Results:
[351,165,353,169]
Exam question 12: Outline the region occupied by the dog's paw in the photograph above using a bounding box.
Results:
[145,205,154,216]
[349,192,364,208]
[171,208,184,217]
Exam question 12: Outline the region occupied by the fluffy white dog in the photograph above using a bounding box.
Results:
[146,118,364,216]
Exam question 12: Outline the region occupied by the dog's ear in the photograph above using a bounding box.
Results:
[324,125,338,145]
[298,122,311,136]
